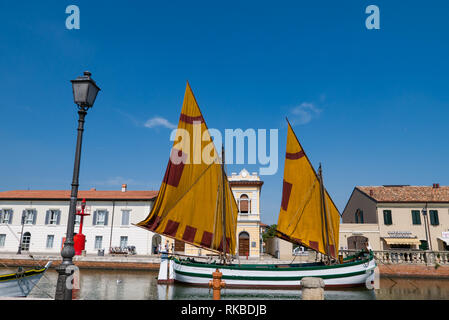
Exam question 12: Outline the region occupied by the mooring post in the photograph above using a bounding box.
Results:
[209,269,226,300]
[301,277,325,300]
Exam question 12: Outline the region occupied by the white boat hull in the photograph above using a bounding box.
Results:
[166,253,376,289]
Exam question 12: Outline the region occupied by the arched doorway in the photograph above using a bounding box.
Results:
[21,232,31,251]
[152,234,161,254]
[239,231,250,257]
[347,235,368,250]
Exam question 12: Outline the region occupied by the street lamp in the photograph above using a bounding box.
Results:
[17,213,26,254]
[55,71,100,300]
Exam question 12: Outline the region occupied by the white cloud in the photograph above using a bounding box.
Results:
[144,116,177,129]
[290,102,322,125]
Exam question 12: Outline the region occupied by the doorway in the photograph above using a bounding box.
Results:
[21,232,31,251]
[238,232,250,257]
[347,235,368,250]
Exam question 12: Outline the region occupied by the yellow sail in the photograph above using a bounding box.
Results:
[276,120,340,258]
[137,83,238,254]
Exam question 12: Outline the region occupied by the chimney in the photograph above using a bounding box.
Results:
[122,184,127,192]
[433,183,439,189]
[90,188,96,191]
[369,189,374,197]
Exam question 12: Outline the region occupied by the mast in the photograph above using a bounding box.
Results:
[318,164,331,259]
[221,145,227,263]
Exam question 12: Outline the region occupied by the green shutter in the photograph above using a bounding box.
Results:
[430,210,439,226]
[383,210,392,225]
[411,210,421,225]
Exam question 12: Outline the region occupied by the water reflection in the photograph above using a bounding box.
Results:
[1,267,448,300]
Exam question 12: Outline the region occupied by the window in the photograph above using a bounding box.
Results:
[430,210,439,226]
[239,195,250,214]
[95,236,103,249]
[121,210,130,226]
[0,234,5,247]
[0,209,13,224]
[94,210,108,226]
[355,209,364,224]
[23,210,36,225]
[46,235,54,249]
[411,210,421,225]
[46,210,60,225]
[120,236,128,248]
[383,210,392,225]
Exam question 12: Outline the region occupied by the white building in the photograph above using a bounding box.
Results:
[0,185,164,255]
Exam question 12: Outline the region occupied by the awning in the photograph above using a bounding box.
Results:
[437,237,449,245]
[383,238,421,245]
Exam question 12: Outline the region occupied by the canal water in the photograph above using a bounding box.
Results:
[2,267,449,300]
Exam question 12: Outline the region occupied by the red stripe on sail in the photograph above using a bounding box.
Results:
[281,180,293,211]
[182,225,197,243]
[146,215,161,231]
[162,149,186,188]
[286,150,305,160]
[200,231,213,248]
[309,241,319,251]
[218,237,231,254]
[328,245,336,257]
[179,113,204,124]
[164,220,180,237]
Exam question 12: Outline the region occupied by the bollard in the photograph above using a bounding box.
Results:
[209,269,226,300]
[301,277,325,300]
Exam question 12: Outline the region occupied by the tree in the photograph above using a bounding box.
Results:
[262,224,277,243]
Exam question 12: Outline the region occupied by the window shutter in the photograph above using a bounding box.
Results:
[0,210,3,223]
[22,210,27,224]
[122,211,129,225]
[32,210,37,225]
[430,210,439,225]
[8,211,13,225]
[92,211,97,226]
[104,211,109,226]
[45,211,50,225]
[56,210,61,225]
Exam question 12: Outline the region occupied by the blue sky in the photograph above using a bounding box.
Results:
[0,1,448,225]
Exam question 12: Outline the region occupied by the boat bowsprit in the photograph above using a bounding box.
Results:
[0,261,52,297]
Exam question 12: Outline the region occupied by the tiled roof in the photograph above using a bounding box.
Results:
[357,185,449,203]
[0,190,158,201]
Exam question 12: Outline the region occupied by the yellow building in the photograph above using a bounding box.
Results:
[176,169,263,258]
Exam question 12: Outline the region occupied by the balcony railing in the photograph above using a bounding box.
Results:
[338,249,449,266]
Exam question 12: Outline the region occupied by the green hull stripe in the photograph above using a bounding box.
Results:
[173,252,374,272]
[174,268,370,281]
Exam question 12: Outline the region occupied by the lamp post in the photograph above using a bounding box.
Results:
[55,71,100,300]
[17,213,25,254]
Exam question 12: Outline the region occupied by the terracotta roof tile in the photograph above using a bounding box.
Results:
[0,190,158,201]
[357,185,449,203]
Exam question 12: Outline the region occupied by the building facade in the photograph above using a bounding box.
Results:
[0,186,163,255]
[182,169,263,258]
[0,170,264,258]
[340,185,449,251]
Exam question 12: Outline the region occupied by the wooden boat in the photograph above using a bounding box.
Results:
[137,83,376,289]
[0,262,52,297]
